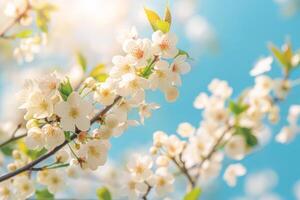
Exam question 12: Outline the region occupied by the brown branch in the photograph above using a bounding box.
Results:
[190,125,232,182]
[142,182,152,200]
[170,156,195,188]
[0,96,122,182]
[0,1,31,38]
[0,124,25,148]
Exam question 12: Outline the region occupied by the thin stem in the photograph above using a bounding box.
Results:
[0,96,122,182]
[0,124,24,148]
[0,1,31,38]
[142,182,152,200]
[170,156,195,188]
[30,163,69,171]
[191,125,232,181]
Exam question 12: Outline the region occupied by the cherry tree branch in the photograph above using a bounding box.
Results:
[0,1,31,38]
[0,124,25,148]
[0,96,122,182]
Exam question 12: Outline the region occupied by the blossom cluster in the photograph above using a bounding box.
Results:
[2,0,55,63]
[0,16,190,198]
[93,41,300,199]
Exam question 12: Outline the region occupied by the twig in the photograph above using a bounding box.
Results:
[0,124,25,148]
[0,1,31,38]
[142,182,152,200]
[170,156,195,188]
[0,96,122,182]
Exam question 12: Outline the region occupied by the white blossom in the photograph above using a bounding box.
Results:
[177,122,195,138]
[223,163,246,187]
[127,155,153,181]
[152,31,178,59]
[250,56,273,76]
[78,140,110,170]
[55,92,93,132]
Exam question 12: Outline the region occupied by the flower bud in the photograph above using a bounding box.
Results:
[156,155,169,167]
[12,150,21,160]
[7,163,17,171]
[149,146,158,155]
[26,119,38,129]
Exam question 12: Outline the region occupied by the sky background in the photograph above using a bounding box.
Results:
[1,0,300,199]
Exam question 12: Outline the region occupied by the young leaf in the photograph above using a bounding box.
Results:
[176,49,191,59]
[96,187,112,200]
[14,30,33,38]
[0,145,14,156]
[64,131,71,141]
[229,100,249,116]
[144,7,161,31]
[59,78,73,101]
[35,3,57,33]
[90,64,108,82]
[164,5,172,25]
[76,52,87,72]
[35,188,54,200]
[27,148,47,160]
[184,187,202,200]
[269,43,291,71]
[155,20,170,33]
[235,127,258,147]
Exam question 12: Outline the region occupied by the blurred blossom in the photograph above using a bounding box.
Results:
[294,180,300,200]
[274,0,300,17]
[232,169,281,200]
[185,15,218,53]
[173,0,197,22]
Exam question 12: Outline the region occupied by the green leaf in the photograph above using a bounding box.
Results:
[14,30,33,38]
[164,5,172,25]
[0,145,14,156]
[96,187,112,200]
[269,43,291,71]
[90,64,108,82]
[184,187,202,200]
[59,78,73,101]
[47,163,69,169]
[35,188,54,200]
[76,52,87,72]
[176,49,191,59]
[64,131,71,141]
[36,12,49,32]
[229,100,249,116]
[35,3,57,33]
[235,127,258,147]
[144,7,161,31]
[154,20,170,33]
[27,148,47,160]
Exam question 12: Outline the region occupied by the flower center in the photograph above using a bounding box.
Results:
[128,181,136,190]
[22,184,30,192]
[159,39,170,51]
[158,177,166,186]
[88,146,100,157]
[102,89,110,97]
[135,164,144,174]
[69,107,79,119]
[133,48,144,59]
[48,82,57,90]
[39,100,49,111]
[51,176,59,185]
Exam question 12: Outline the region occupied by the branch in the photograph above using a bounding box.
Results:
[0,1,31,38]
[0,96,122,182]
[142,182,152,200]
[170,156,195,188]
[0,124,25,148]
